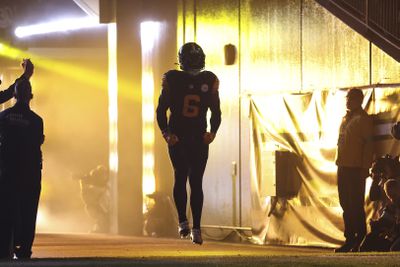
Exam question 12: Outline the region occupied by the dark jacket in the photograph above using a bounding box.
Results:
[0,81,17,104]
[0,102,44,185]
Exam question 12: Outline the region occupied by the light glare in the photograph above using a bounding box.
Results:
[108,23,118,234]
[140,21,161,211]
[15,17,102,38]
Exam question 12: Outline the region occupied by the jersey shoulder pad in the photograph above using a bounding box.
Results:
[202,71,219,93]
[201,70,216,79]
[164,69,181,79]
[163,70,182,87]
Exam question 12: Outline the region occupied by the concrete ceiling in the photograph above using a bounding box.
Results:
[72,0,99,17]
[0,0,105,48]
[0,0,85,29]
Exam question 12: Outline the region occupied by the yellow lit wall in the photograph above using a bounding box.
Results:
[240,0,302,93]
[372,44,400,84]
[302,0,370,89]
[180,0,197,44]
[177,0,400,231]
[195,0,241,227]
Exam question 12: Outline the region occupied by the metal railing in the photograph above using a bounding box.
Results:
[316,0,400,61]
[336,0,400,42]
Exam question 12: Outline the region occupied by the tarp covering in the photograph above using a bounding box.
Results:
[249,87,400,248]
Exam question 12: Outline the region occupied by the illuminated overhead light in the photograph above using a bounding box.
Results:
[14,16,102,38]
[141,21,161,53]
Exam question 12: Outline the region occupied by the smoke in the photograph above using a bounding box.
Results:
[31,52,109,233]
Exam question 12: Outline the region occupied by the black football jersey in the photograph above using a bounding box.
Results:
[156,70,221,139]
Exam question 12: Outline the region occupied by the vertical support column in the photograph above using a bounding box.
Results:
[115,0,143,235]
[102,0,179,235]
[152,0,178,201]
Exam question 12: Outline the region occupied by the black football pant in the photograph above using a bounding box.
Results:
[168,139,208,230]
[337,166,366,242]
[0,171,41,259]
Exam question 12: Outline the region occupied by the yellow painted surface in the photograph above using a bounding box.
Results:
[302,0,370,90]
[240,0,301,93]
[371,44,400,84]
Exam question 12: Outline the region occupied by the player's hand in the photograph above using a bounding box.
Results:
[163,133,179,146]
[22,58,34,79]
[203,132,215,144]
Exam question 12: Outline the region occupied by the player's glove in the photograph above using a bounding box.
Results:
[163,132,179,146]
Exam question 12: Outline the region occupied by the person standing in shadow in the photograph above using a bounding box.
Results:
[334,88,374,252]
[0,61,44,259]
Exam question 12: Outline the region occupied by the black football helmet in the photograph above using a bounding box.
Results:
[178,42,205,71]
[391,121,400,140]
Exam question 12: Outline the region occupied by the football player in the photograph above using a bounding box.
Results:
[156,42,221,245]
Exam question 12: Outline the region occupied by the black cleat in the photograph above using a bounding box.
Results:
[178,221,190,238]
[190,228,203,245]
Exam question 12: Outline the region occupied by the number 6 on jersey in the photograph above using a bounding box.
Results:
[182,94,200,118]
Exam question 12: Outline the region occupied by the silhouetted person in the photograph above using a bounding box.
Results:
[335,88,373,253]
[0,69,44,259]
[156,42,221,245]
[0,59,34,106]
[368,155,400,218]
[360,179,400,252]
[79,165,110,233]
[144,191,177,237]
[369,156,398,201]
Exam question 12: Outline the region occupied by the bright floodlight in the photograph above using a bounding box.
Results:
[15,16,102,38]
